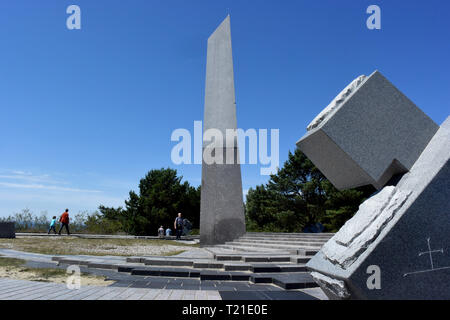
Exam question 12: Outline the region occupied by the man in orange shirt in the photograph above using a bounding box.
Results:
[58,209,70,235]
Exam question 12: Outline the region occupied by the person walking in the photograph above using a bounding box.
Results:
[174,213,184,240]
[48,216,57,234]
[58,209,70,235]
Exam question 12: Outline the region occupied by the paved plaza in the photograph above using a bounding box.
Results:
[0,232,330,300]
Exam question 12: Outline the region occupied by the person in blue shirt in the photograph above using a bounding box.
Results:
[48,216,57,234]
[165,228,172,236]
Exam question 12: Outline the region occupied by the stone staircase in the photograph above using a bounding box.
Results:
[213,232,333,254]
[53,232,333,291]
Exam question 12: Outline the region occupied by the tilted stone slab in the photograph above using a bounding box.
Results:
[297,70,439,190]
[306,117,450,299]
[0,222,15,238]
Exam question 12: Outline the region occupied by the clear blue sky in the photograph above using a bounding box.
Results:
[0,0,449,217]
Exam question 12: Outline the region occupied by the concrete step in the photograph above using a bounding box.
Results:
[205,246,294,256]
[130,267,200,278]
[213,252,294,259]
[213,244,296,254]
[143,258,193,267]
[224,241,322,251]
[236,236,329,243]
[232,255,313,264]
[199,271,252,281]
[126,263,308,276]
[290,256,312,264]
[223,264,252,271]
[241,235,332,241]
[250,264,307,273]
[53,257,90,266]
[56,255,320,289]
[127,265,317,288]
[297,248,319,256]
[250,274,273,284]
[240,234,331,240]
[86,262,119,270]
[192,262,224,269]
[243,256,291,263]
[56,258,122,270]
[126,257,145,263]
[126,255,208,264]
[245,232,334,237]
[116,265,137,273]
[129,267,252,281]
[213,253,313,264]
[243,236,332,241]
[234,239,328,246]
[214,255,243,261]
[272,273,317,290]
[214,244,320,256]
[250,272,317,289]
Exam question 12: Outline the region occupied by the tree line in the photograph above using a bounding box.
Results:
[2,149,374,235]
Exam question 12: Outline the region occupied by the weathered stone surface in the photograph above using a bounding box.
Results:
[0,222,15,238]
[322,186,412,269]
[200,16,246,246]
[307,75,366,131]
[307,117,450,299]
[310,272,350,300]
[297,70,439,190]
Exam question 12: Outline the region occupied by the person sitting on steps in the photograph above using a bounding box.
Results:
[158,226,165,238]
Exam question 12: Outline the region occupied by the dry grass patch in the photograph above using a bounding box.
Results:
[0,237,198,256]
[0,257,112,286]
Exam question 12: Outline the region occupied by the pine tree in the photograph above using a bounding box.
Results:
[99,168,200,236]
[246,149,374,232]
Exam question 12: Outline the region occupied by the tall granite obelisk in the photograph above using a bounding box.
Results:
[200,16,246,245]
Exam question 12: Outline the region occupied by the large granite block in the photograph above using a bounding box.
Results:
[0,222,15,238]
[307,117,450,299]
[200,16,246,245]
[296,70,439,190]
